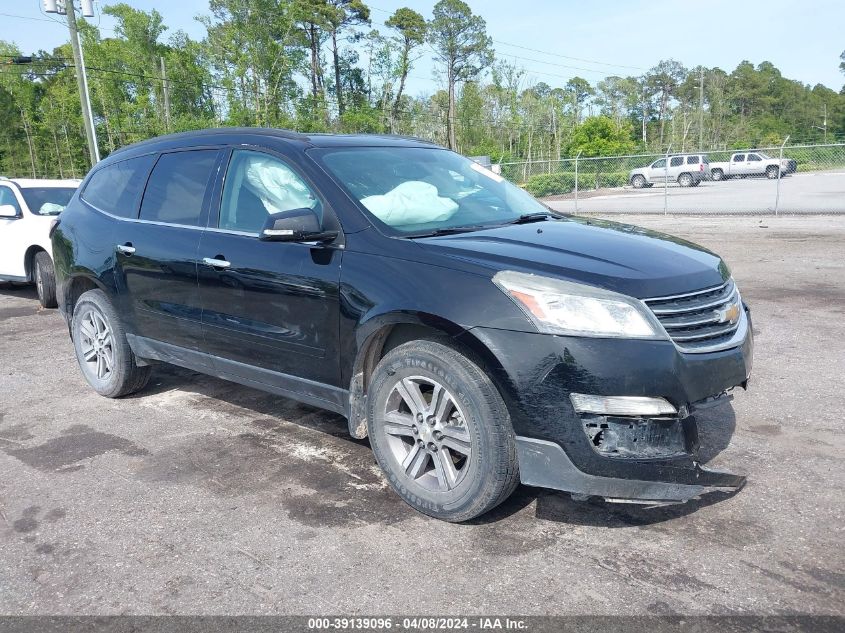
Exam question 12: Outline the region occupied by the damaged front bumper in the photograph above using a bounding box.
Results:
[460,314,753,504]
[516,435,745,503]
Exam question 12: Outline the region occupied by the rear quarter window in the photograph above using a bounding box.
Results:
[81,154,156,218]
[686,156,699,165]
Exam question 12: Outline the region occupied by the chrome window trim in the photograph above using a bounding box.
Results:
[81,200,206,231]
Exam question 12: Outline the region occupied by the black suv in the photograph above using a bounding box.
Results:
[52,129,752,521]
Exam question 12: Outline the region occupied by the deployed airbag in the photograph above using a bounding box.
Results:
[244,156,315,213]
[361,181,458,225]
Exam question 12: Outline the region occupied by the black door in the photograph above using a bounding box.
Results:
[113,149,221,353]
[196,148,344,398]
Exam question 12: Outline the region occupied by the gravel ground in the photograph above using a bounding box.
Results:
[0,215,843,616]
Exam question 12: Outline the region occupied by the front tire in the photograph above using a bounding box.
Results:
[631,175,647,189]
[766,165,780,179]
[71,289,151,398]
[34,251,57,308]
[367,339,519,522]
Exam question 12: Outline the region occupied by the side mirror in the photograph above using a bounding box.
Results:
[0,204,19,219]
[259,207,338,243]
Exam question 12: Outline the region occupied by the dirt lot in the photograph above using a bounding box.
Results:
[1,215,843,616]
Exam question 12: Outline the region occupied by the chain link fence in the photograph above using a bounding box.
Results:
[498,142,845,215]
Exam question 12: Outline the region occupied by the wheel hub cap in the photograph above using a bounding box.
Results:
[382,376,472,492]
[78,309,114,381]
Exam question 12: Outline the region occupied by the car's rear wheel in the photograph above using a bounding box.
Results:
[711,168,724,181]
[367,339,519,522]
[631,175,647,189]
[34,251,57,309]
[766,165,780,179]
[71,289,151,398]
[678,172,693,187]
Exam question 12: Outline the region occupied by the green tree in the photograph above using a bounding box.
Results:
[428,0,493,149]
[645,59,687,146]
[564,76,593,125]
[325,0,370,115]
[568,116,636,157]
[384,7,426,130]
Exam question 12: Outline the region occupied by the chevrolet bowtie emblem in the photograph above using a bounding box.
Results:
[715,302,741,324]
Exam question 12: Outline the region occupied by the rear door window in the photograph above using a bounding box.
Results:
[669,157,683,167]
[733,154,746,162]
[81,154,156,218]
[139,150,219,227]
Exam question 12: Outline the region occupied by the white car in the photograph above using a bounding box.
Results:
[0,177,80,307]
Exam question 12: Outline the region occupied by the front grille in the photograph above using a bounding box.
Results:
[643,280,743,353]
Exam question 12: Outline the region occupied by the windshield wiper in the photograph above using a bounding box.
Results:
[404,225,493,239]
[503,212,558,225]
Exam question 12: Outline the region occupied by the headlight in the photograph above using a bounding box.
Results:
[493,270,662,338]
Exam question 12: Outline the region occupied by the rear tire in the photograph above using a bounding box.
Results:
[34,251,57,309]
[71,289,151,398]
[711,168,724,181]
[631,175,647,189]
[367,339,519,522]
[678,172,693,187]
[766,165,780,179]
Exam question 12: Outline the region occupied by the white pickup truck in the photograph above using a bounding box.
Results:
[709,151,796,181]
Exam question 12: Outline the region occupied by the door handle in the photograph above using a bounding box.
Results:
[203,256,231,269]
[116,243,135,255]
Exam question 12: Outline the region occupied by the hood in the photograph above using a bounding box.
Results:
[417,216,729,298]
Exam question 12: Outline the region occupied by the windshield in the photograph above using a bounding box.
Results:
[758,153,772,159]
[19,187,77,215]
[312,147,550,235]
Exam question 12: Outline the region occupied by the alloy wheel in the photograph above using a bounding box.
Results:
[35,262,44,299]
[381,376,473,492]
[78,309,114,381]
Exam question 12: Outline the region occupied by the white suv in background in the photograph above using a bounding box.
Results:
[0,177,80,308]
[629,154,710,188]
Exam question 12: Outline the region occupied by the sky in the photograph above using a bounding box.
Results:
[2,0,844,96]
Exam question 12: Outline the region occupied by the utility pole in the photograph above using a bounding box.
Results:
[45,0,99,167]
[698,67,704,151]
[160,56,171,132]
[641,86,648,145]
[813,104,828,142]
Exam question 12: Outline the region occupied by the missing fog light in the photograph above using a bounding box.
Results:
[582,415,687,459]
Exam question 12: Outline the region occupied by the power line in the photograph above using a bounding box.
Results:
[366,4,646,74]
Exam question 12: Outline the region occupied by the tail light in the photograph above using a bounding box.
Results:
[699,164,704,172]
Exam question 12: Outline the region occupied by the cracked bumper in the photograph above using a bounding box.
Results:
[458,313,753,502]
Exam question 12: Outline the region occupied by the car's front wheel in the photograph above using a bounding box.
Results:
[71,289,151,398]
[367,339,519,522]
[631,175,647,189]
[34,251,57,308]
[766,165,780,179]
